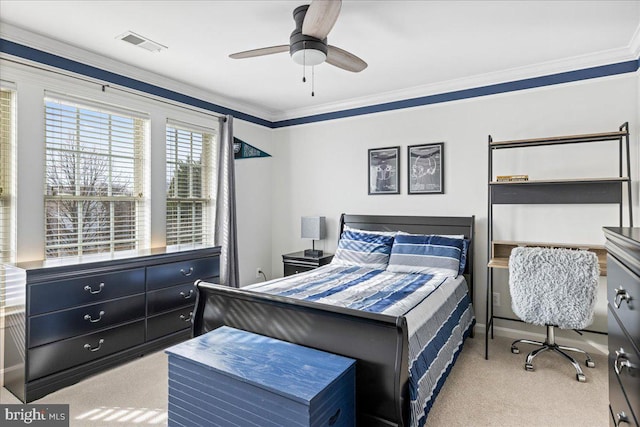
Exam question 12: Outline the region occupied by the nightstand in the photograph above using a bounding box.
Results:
[282,251,333,276]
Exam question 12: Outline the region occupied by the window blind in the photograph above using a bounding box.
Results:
[0,87,15,262]
[44,96,148,258]
[166,120,216,246]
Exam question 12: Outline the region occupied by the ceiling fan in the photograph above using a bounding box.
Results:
[229,0,367,74]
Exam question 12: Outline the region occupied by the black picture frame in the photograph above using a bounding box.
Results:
[368,146,400,195]
[408,142,444,194]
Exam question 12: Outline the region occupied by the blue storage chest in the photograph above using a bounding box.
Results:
[165,326,356,426]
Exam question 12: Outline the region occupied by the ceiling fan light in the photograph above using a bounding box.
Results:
[291,48,327,66]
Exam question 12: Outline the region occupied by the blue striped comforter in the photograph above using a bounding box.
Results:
[246,264,475,426]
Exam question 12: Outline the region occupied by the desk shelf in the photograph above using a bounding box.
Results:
[488,240,607,275]
[485,122,633,360]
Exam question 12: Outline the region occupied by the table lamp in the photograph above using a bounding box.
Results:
[301,216,326,257]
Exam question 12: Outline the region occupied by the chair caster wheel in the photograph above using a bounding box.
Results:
[525,363,534,371]
[511,346,520,354]
[576,373,586,382]
[586,360,595,368]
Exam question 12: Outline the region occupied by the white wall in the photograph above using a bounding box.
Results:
[267,73,640,347]
[233,120,275,285]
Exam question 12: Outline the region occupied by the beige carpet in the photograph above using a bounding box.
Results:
[1,333,608,426]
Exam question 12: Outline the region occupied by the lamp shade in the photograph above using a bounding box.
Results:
[301,216,326,240]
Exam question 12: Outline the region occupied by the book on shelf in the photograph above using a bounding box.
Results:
[496,174,529,182]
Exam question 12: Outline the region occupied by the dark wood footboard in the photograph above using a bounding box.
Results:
[192,280,410,427]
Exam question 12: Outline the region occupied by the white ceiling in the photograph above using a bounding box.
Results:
[0,1,639,122]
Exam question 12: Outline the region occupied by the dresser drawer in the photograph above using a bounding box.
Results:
[29,268,145,315]
[147,283,197,316]
[284,264,315,276]
[147,306,193,341]
[28,294,145,348]
[608,305,640,424]
[146,257,218,291]
[608,254,640,349]
[27,320,145,381]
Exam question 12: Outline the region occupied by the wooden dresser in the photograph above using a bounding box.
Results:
[2,246,220,403]
[603,227,639,426]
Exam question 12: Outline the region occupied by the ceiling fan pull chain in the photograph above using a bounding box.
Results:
[312,65,315,97]
[302,42,307,83]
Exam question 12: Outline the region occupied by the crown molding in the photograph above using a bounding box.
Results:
[629,22,640,59]
[1,21,638,128]
[273,44,640,122]
[0,22,281,122]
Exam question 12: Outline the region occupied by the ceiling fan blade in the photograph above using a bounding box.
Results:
[302,0,342,39]
[229,45,289,59]
[326,45,367,72]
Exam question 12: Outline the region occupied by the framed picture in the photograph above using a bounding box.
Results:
[368,146,400,195]
[408,142,444,194]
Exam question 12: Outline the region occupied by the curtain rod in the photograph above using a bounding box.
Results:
[1,56,225,120]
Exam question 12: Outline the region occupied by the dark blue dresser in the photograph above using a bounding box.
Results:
[165,326,356,426]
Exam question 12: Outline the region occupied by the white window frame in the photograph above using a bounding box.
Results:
[165,119,216,247]
[0,83,16,263]
[44,93,149,258]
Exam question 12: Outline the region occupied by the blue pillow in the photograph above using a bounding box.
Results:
[387,234,464,277]
[332,230,394,269]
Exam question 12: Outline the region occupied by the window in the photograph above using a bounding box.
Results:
[44,95,148,258]
[0,86,15,262]
[166,120,216,246]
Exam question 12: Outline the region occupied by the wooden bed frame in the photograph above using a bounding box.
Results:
[192,214,475,427]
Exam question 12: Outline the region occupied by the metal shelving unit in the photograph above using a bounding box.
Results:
[485,122,633,359]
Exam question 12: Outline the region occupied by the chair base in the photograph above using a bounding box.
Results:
[510,326,595,382]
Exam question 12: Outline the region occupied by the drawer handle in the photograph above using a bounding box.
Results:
[84,338,105,352]
[614,348,637,376]
[180,267,194,277]
[179,289,194,299]
[614,287,632,309]
[84,310,105,323]
[180,312,193,322]
[617,411,630,424]
[84,283,105,294]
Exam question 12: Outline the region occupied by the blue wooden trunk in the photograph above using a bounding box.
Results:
[165,326,356,427]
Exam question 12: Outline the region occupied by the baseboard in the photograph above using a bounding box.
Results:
[474,322,608,356]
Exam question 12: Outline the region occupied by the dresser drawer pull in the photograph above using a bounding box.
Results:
[84,311,105,323]
[180,267,194,277]
[616,411,630,424]
[179,290,194,299]
[84,339,105,352]
[614,348,637,376]
[614,287,632,309]
[84,283,105,294]
[180,312,193,322]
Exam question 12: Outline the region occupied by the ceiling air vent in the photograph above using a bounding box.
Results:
[117,31,167,53]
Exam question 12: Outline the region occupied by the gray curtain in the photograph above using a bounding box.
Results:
[214,115,239,287]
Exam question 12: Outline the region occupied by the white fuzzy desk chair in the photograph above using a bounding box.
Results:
[508,246,600,382]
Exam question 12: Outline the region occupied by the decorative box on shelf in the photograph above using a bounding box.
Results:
[165,326,356,427]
